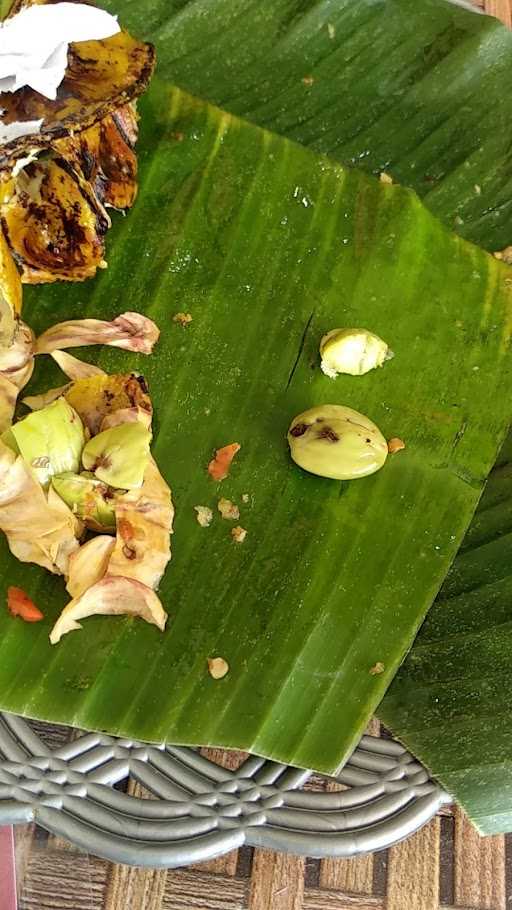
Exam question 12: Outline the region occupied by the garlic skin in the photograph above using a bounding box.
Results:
[320,328,391,378]
[288,404,388,481]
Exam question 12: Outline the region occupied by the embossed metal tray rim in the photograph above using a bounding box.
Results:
[0,712,450,867]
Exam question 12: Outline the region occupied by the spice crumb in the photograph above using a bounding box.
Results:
[327,22,335,39]
[388,437,406,454]
[379,172,393,185]
[231,526,247,544]
[7,586,43,623]
[170,131,185,142]
[208,443,240,481]
[370,662,385,675]
[494,246,512,265]
[302,75,314,86]
[172,312,193,326]
[242,493,250,504]
[208,657,229,679]
[218,498,240,520]
[194,505,213,528]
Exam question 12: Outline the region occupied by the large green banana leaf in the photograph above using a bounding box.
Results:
[119,0,512,825]
[101,0,512,252]
[1,80,512,773]
[379,442,512,834]
[124,0,512,832]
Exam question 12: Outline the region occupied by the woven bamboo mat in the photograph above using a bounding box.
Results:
[9,0,512,907]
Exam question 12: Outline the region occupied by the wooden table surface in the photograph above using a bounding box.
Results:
[11,809,512,910]
[7,0,512,907]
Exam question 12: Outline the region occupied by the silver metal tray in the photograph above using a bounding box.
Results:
[0,713,449,867]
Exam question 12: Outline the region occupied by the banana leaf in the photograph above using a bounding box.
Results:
[0,80,511,773]
[379,441,512,834]
[99,0,512,252]
[121,0,512,822]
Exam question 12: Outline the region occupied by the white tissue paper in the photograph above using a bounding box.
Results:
[0,2,120,100]
[0,116,43,145]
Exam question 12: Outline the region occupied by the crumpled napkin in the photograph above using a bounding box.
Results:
[0,116,43,145]
[0,2,120,100]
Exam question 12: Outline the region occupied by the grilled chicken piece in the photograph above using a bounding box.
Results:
[1,157,108,283]
[0,0,154,283]
[0,30,154,174]
[52,104,139,212]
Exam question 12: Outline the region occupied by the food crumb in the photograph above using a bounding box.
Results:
[7,586,43,623]
[231,526,247,544]
[194,505,213,528]
[379,172,393,185]
[302,75,314,86]
[119,518,135,541]
[327,22,335,39]
[242,493,250,504]
[370,662,385,675]
[170,131,185,142]
[218,498,240,520]
[388,437,406,454]
[208,443,241,481]
[474,184,481,195]
[208,657,229,679]
[172,312,193,326]
[494,246,512,265]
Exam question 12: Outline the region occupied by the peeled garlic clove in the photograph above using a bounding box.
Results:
[320,328,391,378]
[288,404,388,480]
[11,397,85,487]
[81,421,151,489]
[52,471,116,531]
